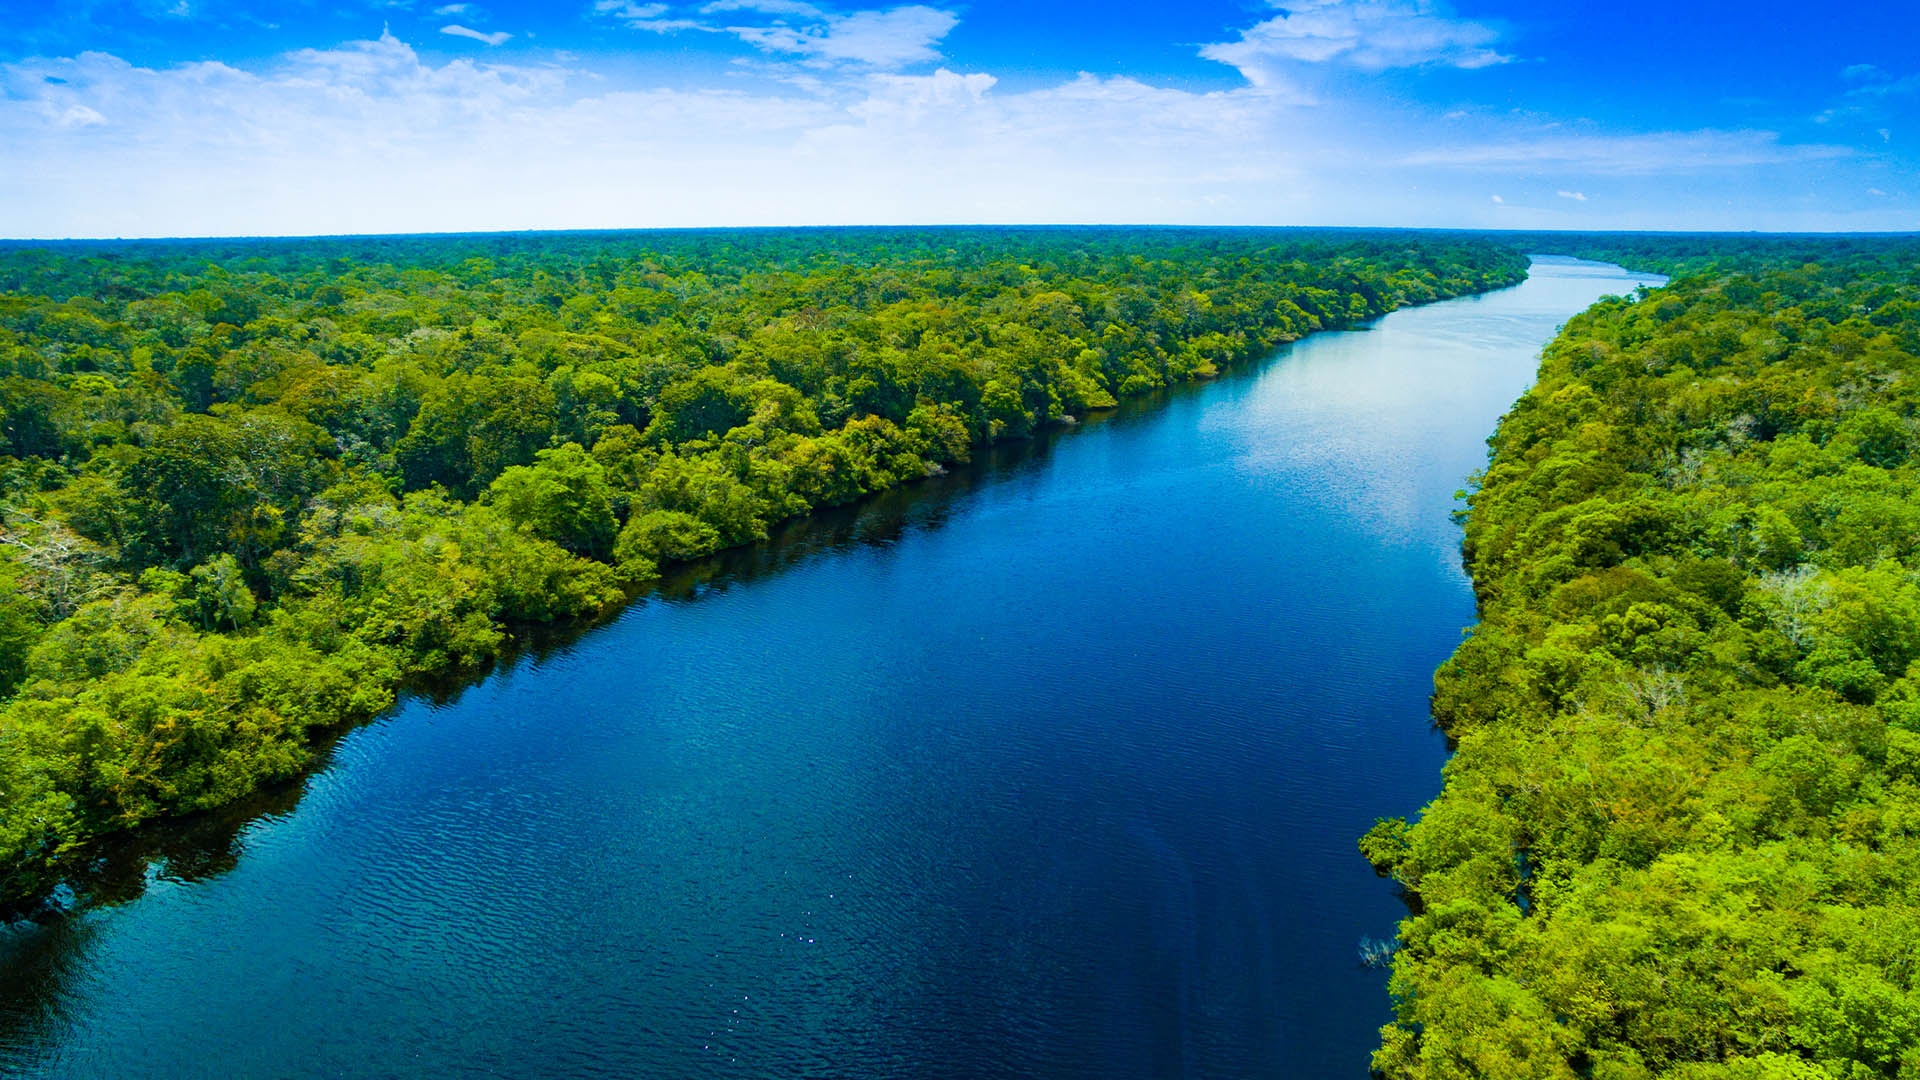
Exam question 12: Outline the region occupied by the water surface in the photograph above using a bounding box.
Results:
[0,257,1661,1079]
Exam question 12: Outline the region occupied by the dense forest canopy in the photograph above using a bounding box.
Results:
[0,227,1528,908]
[1363,237,1920,1079]
[14,224,1920,1077]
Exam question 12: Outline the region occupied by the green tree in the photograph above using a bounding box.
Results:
[484,442,619,559]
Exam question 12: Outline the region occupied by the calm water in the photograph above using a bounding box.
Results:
[0,257,1660,1079]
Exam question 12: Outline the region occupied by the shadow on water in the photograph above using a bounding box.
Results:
[643,371,1251,604]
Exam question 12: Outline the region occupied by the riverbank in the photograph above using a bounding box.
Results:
[2,257,1650,1079]
[0,231,1529,913]
[1363,245,1920,1079]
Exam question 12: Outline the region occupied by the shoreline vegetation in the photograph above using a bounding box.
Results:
[0,227,1527,912]
[1363,235,1920,1079]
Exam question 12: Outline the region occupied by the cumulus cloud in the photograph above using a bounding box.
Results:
[1202,0,1507,86]
[440,25,512,45]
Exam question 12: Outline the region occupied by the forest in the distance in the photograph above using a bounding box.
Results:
[0,228,1526,909]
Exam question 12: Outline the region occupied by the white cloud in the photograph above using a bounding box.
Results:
[592,1,709,33]
[1489,193,1502,203]
[1556,189,1586,200]
[701,0,824,14]
[1849,73,1920,98]
[595,1,670,19]
[441,24,512,45]
[31,102,108,127]
[597,2,957,68]
[0,29,1907,237]
[0,34,1296,236]
[1202,0,1507,86]
[724,5,958,69]
[433,3,473,14]
[1404,129,1850,174]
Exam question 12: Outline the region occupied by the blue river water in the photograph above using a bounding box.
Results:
[0,257,1660,1079]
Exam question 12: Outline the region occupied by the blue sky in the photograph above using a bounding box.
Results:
[1,0,1916,236]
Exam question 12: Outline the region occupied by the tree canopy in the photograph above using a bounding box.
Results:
[1364,239,1920,1080]
[0,226,1527,908]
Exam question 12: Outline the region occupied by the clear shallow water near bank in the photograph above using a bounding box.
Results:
[0,257,1662,1079]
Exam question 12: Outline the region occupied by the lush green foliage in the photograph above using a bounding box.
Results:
[0,227,1526,906]
[1364,243,1920,1079]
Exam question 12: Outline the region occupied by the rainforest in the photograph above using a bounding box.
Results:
[1364,236,1920,1079]
[0,228,1526,907]
[4,227,1920,1079]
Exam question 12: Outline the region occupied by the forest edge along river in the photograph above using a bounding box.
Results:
[0,256,1663,1079]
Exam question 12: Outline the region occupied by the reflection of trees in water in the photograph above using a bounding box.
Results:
[0,914,100,1053]
[0,765,318,1042]
[646,372,1238,605]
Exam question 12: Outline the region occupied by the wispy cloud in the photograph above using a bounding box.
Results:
[727,5,957,69]
[49,103,107,127]
[592,1,709,33]
[1846,72,1920,98]
[440,24,512,45]
[1556,189,1586,200]
[596,1,957,68]
[701,0,825,14]
[594,1,670,20]
[1813,65,1916,135]
[1404,129,1849,174]
[1202,0,1506,87]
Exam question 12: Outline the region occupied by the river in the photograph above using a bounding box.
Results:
[0,256,1662,1079]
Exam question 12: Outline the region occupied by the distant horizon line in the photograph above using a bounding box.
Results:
[6,222,1920,246]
